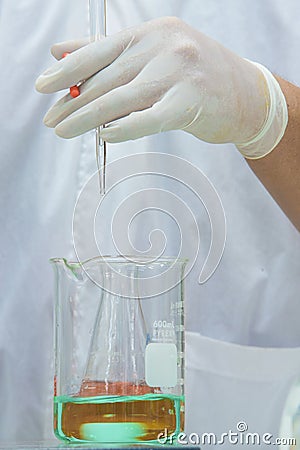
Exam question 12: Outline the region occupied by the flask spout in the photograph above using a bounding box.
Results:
[50,257,86,283]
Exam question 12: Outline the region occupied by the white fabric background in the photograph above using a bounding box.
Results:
[0,0,299,446]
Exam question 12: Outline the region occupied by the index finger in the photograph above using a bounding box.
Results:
[51,38,90,60]
[35,29,133,94]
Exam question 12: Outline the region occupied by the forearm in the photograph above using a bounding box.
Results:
[247,77,300,231]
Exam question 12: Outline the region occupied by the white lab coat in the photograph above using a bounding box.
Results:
[0,0,300,447]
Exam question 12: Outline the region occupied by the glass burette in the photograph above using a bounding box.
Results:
[89,0,107,195]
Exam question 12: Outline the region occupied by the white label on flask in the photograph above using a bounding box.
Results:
[145,343,177,387]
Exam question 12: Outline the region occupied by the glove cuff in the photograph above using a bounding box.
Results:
[236,60,288,160]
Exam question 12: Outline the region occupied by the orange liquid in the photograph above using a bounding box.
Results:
[54,381,184,443]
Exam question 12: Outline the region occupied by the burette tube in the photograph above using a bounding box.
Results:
[89,0,107,195]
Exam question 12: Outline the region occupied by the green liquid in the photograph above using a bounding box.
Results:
[54,393,184,443]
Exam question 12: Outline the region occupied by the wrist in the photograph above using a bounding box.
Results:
[235,60,288,159]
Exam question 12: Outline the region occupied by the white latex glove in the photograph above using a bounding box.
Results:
[35,17,287,159]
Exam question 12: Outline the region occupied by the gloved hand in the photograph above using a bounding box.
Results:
[35,17,287,159]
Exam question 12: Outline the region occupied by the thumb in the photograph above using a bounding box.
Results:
[100,85,199,143]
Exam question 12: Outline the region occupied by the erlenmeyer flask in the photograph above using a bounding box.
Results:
[81,269,151,396]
